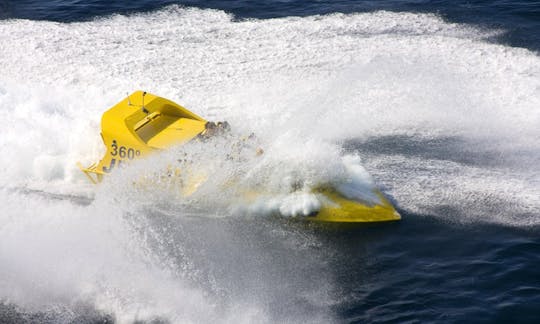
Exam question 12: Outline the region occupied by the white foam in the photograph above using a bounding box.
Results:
[0,188,278,323]
[0,6,538,184]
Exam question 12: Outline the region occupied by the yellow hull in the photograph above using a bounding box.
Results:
[79,91,400,223]
[239,186,400,223]
[312,188,400,223]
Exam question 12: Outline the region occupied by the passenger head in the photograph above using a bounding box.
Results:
[202,121,231,138]
[203,122,217,137]
[216,121,231,135]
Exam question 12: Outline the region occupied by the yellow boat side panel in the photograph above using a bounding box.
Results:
[314,189,400,223]
[239,187,400,223]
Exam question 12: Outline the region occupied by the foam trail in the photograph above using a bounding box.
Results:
[0,7,538,184]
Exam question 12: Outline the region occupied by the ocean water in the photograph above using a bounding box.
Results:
[0,1,539,323]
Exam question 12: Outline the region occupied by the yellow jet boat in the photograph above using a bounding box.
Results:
[78,91,400,223]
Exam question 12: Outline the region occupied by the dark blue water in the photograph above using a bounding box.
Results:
[1,1,539,323]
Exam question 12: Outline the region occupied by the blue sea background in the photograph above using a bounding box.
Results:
[0,1,539,323]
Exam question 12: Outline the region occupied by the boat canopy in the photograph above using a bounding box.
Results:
[78,91,207,183]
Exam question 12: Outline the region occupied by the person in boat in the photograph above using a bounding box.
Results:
[198,121,263,158]
[216,121,231,133]
[199,121,217,139]
[199,121,231,140]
